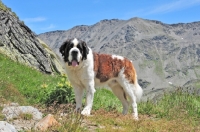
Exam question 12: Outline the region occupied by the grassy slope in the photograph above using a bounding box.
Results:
[88,89,200,131]
[0,53,59,104]
[0,53,200,131]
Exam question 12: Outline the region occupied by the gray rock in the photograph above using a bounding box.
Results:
[38,38,65,74]
[0,103,43,131]
[2,106,42,120]
[0,121,17,132]
[11,119,37,131]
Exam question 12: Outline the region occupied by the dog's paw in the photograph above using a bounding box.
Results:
[133,115,139,120]
[81,107,91,116]
[75,107,81,113]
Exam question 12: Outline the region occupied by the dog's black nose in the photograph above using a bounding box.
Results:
[72,50,78,55]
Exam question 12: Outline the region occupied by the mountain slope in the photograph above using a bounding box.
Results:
[38,17,200,91]
[0,1,64,74]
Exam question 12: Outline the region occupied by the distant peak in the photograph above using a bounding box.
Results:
[129,17,143,21]
[100,18,121,23]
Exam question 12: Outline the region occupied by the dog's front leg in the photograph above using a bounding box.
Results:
[74,87,84,112]
[81,80,96,116]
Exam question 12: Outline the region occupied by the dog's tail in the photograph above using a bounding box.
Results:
[134,81,143,102]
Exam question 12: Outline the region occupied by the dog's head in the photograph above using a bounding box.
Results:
[59,38,89,67]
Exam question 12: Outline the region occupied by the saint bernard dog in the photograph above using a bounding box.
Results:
[59,38,143,119]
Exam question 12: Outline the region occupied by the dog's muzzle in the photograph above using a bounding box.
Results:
[70,50,79,67]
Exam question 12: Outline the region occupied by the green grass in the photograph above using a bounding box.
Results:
[18,113,33,120]
[0,53,60,104]
[0,105,5,120]
[139,59,165,79]
[0,52,200,131]
[153,59,165,78]
[196,83,200,89]
[139,89,200,119]
[92,88,122,111]
[0,81,27,104]
[0,0,7,11]
[87,89,200,131]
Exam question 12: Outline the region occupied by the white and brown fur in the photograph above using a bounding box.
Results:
[59,38,143,119]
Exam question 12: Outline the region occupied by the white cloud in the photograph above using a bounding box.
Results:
[23,17,46,23]
[41,24,56,30]
[124,0,200,19]
[147,0,200,15]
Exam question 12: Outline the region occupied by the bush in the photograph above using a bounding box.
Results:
[44,74,75,105]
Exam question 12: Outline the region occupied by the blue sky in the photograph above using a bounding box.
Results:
[2,0,200,34]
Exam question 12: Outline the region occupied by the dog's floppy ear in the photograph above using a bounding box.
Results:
[81,41,89,60]
[60,41,67,56]
[59,39,70,62]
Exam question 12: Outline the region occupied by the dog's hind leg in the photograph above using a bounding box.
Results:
[119,82,138,119]
[109,81,129,115]
[117,73,139,120]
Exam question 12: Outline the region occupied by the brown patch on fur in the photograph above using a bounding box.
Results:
[93,52,137,84]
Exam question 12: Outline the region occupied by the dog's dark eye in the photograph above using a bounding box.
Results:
[77,45,82,51]
[70,44,73,48]
[77,45,80,49]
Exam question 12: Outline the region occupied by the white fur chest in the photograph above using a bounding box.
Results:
[65,57,94,88]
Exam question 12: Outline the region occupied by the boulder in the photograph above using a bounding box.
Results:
[2,106,42,120]
[0,121,17,132]
[34,114,60,131]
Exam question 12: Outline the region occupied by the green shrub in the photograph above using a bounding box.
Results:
[43,74,75,105]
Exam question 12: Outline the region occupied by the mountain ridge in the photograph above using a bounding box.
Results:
[38,17,200,93]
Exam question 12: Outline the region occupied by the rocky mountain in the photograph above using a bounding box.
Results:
[0,1,64,74]
[38,18,200,92]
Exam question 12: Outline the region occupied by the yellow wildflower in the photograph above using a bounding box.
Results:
[41,83,48,88]
[65,81,72,87]
[57,83,64,87]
